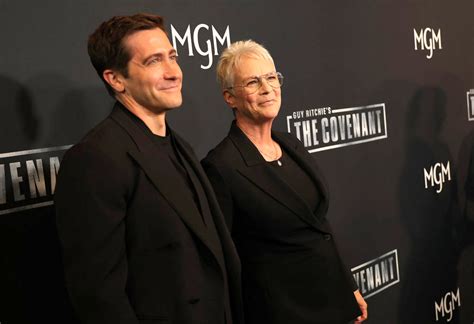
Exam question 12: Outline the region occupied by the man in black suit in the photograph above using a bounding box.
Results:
[54,13,242,324]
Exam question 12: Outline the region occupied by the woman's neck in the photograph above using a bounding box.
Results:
[236,118,281,162]
[236,118,273,146]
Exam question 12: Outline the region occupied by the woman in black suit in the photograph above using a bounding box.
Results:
[202,40,368,324]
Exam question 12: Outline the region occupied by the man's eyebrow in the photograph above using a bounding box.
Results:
[142,49,177,64]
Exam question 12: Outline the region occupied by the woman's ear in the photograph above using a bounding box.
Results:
[223,90,237,109]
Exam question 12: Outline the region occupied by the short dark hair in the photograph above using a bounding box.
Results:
[87,13,166,96]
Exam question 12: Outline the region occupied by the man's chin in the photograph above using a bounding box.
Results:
[163,99,183,111]
[159,94,182,109]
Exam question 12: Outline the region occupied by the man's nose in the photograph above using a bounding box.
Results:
[163,60,182,80]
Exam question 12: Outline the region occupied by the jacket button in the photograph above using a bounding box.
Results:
[324,234,332,241]
[188,298,200,304]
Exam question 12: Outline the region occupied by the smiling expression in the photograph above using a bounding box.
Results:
[118,28,183,114]
[225,56,282,124]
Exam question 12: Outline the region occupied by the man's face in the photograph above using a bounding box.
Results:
[119,28,183,113]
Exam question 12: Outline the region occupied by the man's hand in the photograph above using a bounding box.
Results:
[354,290,368,323]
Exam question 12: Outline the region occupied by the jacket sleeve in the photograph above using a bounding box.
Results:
[201,159,235,232]
[329,223,359,291]
[54,145,138,324]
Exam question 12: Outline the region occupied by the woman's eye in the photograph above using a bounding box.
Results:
[246,79,258,87]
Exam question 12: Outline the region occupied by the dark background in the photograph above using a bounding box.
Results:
[1,1,473,323]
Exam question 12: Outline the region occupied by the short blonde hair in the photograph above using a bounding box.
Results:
[216,40,274,90]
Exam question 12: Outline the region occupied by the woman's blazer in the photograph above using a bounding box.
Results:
[202,122,360,324]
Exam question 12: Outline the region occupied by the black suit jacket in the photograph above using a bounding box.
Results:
[202,122,360,324]
[55,103,243,324]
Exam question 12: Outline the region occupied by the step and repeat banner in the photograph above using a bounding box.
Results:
[1,1,473,323]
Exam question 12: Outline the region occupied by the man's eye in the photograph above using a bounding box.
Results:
[170,55,178,61]
[147,58,161,65]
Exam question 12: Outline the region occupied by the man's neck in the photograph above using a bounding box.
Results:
[117,97,167,136]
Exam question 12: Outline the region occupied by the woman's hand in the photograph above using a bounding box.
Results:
[354,290,368,323]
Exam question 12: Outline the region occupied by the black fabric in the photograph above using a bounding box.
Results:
[176,146,232,322]
[151,134,187,181]
[268,150,321,214]
[202,121,360,324]
[122,106,203,217]
[55,102,243,324]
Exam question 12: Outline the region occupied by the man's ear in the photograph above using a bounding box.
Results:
[223,90,237,109]
[103,69,125,93]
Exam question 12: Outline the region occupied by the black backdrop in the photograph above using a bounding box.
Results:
[1,1,473,323]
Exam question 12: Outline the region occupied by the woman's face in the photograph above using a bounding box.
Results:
[225,56,281,124]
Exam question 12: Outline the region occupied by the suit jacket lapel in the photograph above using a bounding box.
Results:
[228,122,329,231]
[171,133,231,270]
[173,132,242,316]
[273,132,330,220]
[109,104,218,260]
